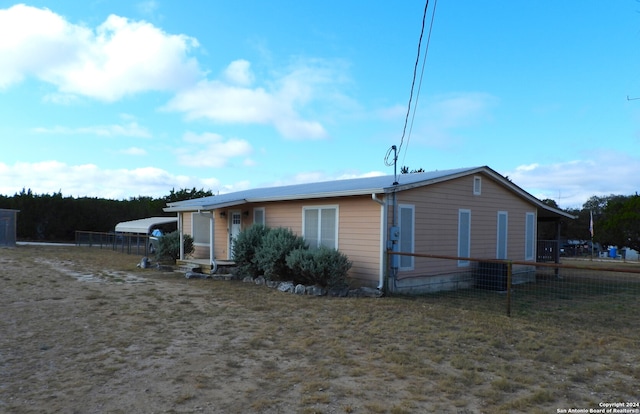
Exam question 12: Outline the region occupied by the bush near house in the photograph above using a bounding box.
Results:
[233,226,351,288]
[286,246,352,289]
[254,227,307,281]
[156,231,194,262]
[232,224,271,277]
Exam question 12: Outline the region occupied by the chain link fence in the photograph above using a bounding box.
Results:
[75,230,151,256]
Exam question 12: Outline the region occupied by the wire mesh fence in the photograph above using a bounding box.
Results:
[75,230,151,256]
[387,252,640,320]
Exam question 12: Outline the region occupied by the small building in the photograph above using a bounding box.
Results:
[0,209,20,247]
[163,166,573,293]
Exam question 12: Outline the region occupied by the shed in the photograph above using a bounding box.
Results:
[115,217,178,234]
[0,208,20,247]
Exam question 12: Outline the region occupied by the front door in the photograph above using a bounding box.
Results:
[229,211,242,259]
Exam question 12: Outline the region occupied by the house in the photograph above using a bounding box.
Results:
[163,166,573,293]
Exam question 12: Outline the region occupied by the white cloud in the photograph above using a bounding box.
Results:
[503,151,640,209]
[0,4,202,101]
[176,131,253,168]
[408,92,499,148]
[0,160,216,199]
[266,169,385,188]
[164,59,342,140]
[33,122,151,138]
[223,59,254,86]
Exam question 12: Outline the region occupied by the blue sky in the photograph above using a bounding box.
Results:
[1,1,640,208]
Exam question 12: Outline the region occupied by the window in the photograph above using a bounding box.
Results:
[525,212,536,260]
[303,206,338,249]
[496,211,508,259]
[253,208,265,225]
[398,204,415,270]
[473,176,482,195]
[192,212,211,245]
[458,209,471,266]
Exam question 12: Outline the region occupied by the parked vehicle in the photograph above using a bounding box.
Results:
[149,228,164,254]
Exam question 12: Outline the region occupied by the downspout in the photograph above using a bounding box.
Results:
[214,210,216,269]
[372,194,386,290]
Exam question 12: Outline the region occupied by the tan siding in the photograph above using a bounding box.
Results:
[209,196,382,286]
[393,173,538,280]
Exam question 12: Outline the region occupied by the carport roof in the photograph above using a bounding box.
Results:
[115,217,177,234]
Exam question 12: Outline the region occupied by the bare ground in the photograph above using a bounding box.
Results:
[0,245,638,414]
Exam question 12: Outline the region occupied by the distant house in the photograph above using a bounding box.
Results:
[163,166,573,293]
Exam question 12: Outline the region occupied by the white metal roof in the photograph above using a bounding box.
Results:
[163,166,574,219]
[115,217,178,234]
[165,167,478,212]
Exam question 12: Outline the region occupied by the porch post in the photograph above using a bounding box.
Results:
[178,212,184,260]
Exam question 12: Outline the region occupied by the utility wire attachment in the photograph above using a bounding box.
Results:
[627,95,640,101]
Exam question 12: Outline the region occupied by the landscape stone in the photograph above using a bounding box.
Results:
[306,285,327,296]
[277,281,294,293]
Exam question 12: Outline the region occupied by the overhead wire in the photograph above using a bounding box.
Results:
[385,0,437,168]
[401,0,438,168]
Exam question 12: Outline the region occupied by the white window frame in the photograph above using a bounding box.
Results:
[473,176,482,195]
[302,205,339,249]
[525,212,536,261]
[458,209,471,267]
[192,212,211,246]
[496,211,508,259]
[398,204,415,271]
[253,207,265,226]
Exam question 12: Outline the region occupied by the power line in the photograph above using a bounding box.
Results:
[386,0,437,170]
[401,0,438,167]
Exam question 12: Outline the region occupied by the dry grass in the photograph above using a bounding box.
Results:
[0,245,638,413]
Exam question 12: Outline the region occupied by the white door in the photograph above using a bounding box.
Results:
[229,211,242,259]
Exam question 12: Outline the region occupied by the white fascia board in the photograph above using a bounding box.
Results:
[164,199,247,212]
[246,188,386,203]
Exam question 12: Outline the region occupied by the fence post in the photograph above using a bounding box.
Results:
[506,261,513,317]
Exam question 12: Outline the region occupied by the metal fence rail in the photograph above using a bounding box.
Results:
[387,251,640,319]
[75,230,151,256]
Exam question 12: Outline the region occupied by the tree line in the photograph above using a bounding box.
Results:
[0,188,212,241]
[1,185,638,251]
[539,194,640,252]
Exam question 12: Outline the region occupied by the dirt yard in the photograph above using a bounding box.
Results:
[1,245,638,414]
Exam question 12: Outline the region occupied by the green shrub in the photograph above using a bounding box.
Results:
[156,231,194,262]
[286,246,352,289]
[255,227,307,280]
[232,224,271,277]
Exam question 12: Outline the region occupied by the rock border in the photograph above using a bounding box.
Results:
[172,263,382,298]
[241,275,382,298]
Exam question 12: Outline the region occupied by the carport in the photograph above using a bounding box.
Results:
[114,217,178,234]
